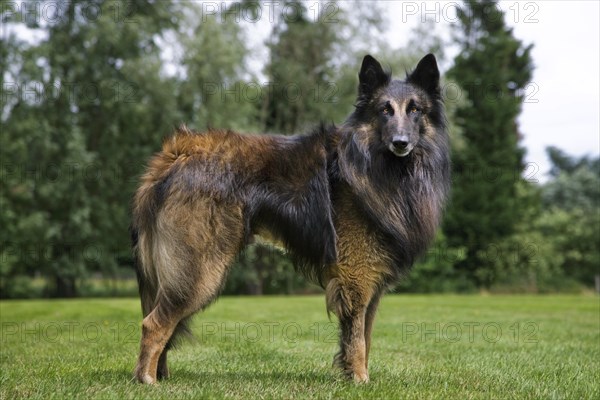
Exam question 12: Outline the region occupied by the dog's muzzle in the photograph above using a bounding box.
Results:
[390,136,413,157]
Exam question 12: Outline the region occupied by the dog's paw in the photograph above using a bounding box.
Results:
[139,373,157,384]
[134,368,157,385]
[352,371,369,384]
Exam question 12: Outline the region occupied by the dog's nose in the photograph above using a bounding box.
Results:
[392,137,409,149]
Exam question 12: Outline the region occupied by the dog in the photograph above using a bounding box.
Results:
[131,54,450,384]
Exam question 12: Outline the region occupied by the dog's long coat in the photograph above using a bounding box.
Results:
[132,54,450,383]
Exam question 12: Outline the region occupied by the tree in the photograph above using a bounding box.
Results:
[262,0,342,133]
[538,149,600,286]
[1,0,181,297]
[544,146,600,210]
[444,0,534,287]
[177,1,259,131]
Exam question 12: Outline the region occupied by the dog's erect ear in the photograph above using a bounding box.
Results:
[407,54,440,95]
[358,55,390,98]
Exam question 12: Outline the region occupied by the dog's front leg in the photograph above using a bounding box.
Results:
[339,307,369,383]
[364,292,382,369]
[326,278,371,383]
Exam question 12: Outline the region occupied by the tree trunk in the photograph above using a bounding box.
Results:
[54,275,77,298]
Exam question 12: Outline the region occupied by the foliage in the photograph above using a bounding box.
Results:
[396,232,471,293]
[537,149,600,286]
[177,2,260,131]
[543,147,600,210]
[444,0,535,287]
[262,0,342,133]
[1,1,597,297]
[224,245,321,295]
[1,0,182,297]
[483,150,600,292]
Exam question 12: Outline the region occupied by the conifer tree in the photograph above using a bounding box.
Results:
[444,0,534,286]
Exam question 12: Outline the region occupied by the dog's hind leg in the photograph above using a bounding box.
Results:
[156,315,191,380]
[135,298,186,384]
[134,201,245,384]
[135,249,241,384]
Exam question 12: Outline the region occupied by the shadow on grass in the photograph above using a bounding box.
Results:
[89,366,352,387]
[172,369,334,384]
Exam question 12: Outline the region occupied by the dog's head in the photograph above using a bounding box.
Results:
[353,54,441,158]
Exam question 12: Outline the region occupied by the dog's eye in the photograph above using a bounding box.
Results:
[381,102,394,116]
[409,106,420,114]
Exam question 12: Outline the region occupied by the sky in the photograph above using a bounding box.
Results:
[384,0,600,181]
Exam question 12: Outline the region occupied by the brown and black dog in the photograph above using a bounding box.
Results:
[131,54,450,383]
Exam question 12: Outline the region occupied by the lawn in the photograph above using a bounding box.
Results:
[1,295,598,399]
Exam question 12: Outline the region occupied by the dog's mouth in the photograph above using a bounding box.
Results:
[389,143,413,157]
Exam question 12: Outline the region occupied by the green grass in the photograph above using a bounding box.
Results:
[1,295,598,399]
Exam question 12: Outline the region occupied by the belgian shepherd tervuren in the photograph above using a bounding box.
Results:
[131,54,450,383]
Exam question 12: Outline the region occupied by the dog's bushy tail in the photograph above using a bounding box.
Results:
[131,222,193,348]
[130,223,155,317]
[130,164,193,348]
